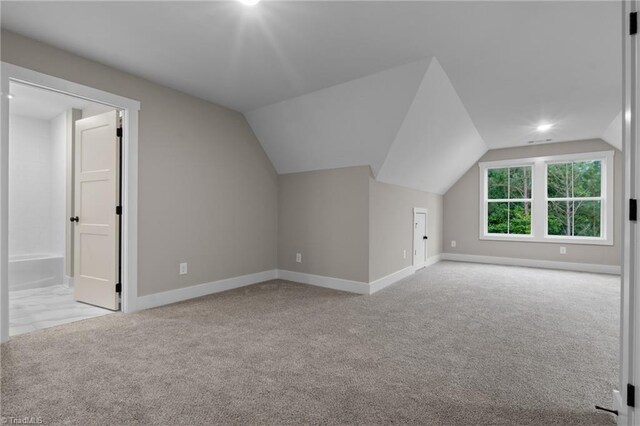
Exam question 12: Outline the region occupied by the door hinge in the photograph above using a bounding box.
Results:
[116,205,122,215]
[116,127,123,138]
[115,283,122,293]
[630,199,637,221]
[628,384,635,407]
[631,12,637,35]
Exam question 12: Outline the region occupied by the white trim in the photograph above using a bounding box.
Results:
[369,265,415,294]
[137,260,445,310]
[277,269,370,295]
[622,2,639,423]
[441,253,621,275]
[136,270,278,311]
[0,63,141,342]
[369,256,442,294]
[420,254,441,270]
[479,150,615,246]
[613,390,627,425]
[280,256,442,296]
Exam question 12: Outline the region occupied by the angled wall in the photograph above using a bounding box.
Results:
[377,58,487,194]
[246,60,429,175]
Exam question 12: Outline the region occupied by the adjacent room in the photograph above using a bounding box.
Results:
[8,82,119,336]
[0,1,636,425]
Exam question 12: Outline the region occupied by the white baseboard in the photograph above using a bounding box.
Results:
[277,269,370,295]
[63,276,74,288]
[135,269,278,311]
[441,253,620,275]
[369,255,442,294]
[414,254,442,271]
[613,390,627,425]
[134,258,445,313]
[369,266,414,294]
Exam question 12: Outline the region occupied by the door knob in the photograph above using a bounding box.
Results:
[423,236,428,240]
[70,216,79,222]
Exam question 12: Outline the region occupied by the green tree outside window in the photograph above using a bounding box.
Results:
[487,166,532,235]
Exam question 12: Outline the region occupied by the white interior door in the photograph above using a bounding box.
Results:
[413,210,428,269]
[73,110,119,310]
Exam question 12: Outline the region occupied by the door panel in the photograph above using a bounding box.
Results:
[414,212,427,268]
[73,111,119,310]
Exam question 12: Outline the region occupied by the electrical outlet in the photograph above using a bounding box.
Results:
[559,247,566,255]
[451,240,457,248]
[403,249,407,259]
[296,253,302,263]
[179,262,188,275]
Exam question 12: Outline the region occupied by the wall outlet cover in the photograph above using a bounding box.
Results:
[296,253,302,263]
[451,240,457,248]
[179,262,188,275]
[560,247,567,255]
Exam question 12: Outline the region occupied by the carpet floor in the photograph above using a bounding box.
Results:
[1,261,619,425]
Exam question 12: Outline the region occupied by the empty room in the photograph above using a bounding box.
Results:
[1,1,639,425]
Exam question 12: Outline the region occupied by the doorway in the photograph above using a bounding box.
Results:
[413,207,428,270]
[7,82,121,336]
[0,62,141,342]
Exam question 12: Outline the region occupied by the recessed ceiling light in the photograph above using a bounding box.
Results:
[536,123,553,132]
[238,0,261,6]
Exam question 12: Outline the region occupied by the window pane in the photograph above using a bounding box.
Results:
[547,162,572,198]
[547,200,571,236]
[548,200,602,237]
[487,168,508,199]
[509,202,531,234]
[509,167,532,199]
[487,202,508,234]
[573,200,601,237]
[573,160,601,197]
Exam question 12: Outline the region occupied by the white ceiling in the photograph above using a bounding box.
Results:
[9,82,94,120]
[1,1,622,193]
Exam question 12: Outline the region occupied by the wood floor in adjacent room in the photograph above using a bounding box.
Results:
[0,262,619,425]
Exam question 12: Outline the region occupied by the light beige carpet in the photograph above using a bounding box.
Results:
[1,262,619,425]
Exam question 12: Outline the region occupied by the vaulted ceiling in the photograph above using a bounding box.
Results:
[1,1,622,194]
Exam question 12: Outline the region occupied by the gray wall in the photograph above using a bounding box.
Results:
[278,166,370,282]
[1,30,279,296]
[443,139,622,266]
[369,179,443,281]
[278,165,444,283]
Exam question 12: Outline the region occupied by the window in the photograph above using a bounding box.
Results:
[546,160,602,238]
[479,151,614,245]
[486,166,532,235]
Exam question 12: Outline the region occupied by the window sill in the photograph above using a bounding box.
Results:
[480,234,613,246]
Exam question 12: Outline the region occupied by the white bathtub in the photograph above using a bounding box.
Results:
[9,254,64,291]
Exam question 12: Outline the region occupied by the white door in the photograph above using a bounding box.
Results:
[73,110,119,310]
[413,210,428,269]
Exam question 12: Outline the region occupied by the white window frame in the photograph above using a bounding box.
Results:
[483,163,535,239]
[479,150,614,246]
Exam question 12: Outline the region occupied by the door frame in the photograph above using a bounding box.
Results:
[619,1,639,424]
[0,62,141,342]
[412,207,428,270]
